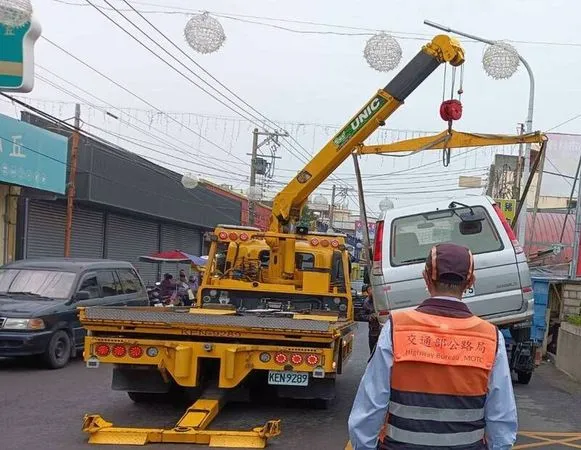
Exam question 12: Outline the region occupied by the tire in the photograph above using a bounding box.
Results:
[516,370,533,385]
[43,330,71,369]
[127,392,164,403]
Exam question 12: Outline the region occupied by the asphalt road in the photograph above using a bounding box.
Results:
[1,324,580,450]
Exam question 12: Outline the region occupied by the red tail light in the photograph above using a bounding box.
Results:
[228,232,238,241]
[112,345,126,357]
[290,354,303,365]
[330,239,339,248]
[492,203,523,254]
[218,231,228,240]
[239,233,249,241]
[128,345,143,358]
[306,354,320,366]
[372,221,384,275]
[95,344,110,357]
[274,352,288,364]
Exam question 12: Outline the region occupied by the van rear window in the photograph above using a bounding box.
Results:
[390,206,503,266]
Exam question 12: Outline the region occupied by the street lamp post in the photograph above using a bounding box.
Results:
[424,20,535,245]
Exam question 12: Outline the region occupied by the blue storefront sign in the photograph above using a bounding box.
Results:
[0,113,68,194]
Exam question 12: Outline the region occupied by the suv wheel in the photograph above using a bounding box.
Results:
[43,330,71,369]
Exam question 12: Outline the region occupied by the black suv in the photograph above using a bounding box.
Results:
[0,259,148,369]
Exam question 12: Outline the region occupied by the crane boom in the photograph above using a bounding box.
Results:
[268,34,465,233]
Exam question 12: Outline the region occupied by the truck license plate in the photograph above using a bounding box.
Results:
[267,371,309,386]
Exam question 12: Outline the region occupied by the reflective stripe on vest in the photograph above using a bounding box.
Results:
[381,309,497,449]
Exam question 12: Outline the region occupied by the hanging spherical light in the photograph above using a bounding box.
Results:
[181,172,199,189]
[482,41,520,80]
[0,0,33,28]
[311,194,329,211]
[363,33,402,72]
[379,197,395,212]
[184,12,226,54]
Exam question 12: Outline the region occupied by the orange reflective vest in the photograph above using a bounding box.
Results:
[379,308,498,449]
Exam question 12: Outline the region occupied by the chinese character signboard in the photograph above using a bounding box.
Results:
[495,199,516,222]
[0,17,41,92]
[355,220,376,241]
[0,113,67,194]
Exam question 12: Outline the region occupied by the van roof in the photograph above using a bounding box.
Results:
[380,195,493,220]
[3,258,135,273]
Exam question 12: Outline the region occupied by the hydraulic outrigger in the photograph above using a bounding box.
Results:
[80,33,547,448]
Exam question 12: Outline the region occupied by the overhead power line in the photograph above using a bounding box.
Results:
[51,0,581,48]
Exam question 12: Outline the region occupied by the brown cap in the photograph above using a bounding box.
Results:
[425,243,474,285]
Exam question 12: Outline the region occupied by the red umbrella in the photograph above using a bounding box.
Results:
[139,250,194,264]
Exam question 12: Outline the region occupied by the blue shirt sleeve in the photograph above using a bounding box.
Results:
[485,330,518,449]
[348,320,393,450]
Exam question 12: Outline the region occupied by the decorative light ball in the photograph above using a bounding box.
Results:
[184,12,226,54]
[363,33,402,72]
[482,41,520,80]
[312,194,329,211]
[0,0,32,28]
[181,172,199,189]
[379,197,395,212]
[247,185,262,201]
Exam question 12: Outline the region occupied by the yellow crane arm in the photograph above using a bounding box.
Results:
[268,34,465,233]
[357,130,547,154]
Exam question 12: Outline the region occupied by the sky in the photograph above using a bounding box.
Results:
[3,0,581,215]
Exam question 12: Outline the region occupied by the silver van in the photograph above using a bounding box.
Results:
[370,195,533,326]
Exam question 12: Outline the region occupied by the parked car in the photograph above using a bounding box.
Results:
[0,259,148,369]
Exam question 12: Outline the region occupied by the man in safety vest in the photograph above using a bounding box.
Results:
[348,243,517,449]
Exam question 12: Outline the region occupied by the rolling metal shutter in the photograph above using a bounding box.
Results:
[25,200,104,259]
[105,214,159,285]
[160,223,202,276]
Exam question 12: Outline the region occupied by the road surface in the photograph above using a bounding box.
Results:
[1,324,580,450]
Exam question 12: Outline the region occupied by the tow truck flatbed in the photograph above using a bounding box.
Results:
[80,307,354,342]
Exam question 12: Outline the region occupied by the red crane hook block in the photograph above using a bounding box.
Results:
[440,99,463,122]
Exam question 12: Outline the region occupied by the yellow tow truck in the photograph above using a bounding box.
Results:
[79,34,545,448]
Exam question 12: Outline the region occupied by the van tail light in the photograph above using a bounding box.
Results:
[492,203,523,254]
[372,221,384,275]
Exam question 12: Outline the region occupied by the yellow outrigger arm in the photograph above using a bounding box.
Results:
[82,390,280,448]
[357,130,547,155]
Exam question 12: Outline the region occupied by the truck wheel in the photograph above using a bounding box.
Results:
[43,330,71,369]
[517,370,533,385]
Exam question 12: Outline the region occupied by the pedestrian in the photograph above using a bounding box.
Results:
[348,243,517,450]
[361,284,381,354]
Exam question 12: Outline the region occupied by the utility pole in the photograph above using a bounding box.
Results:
[329,184,336,229]
[352,154,371,264]
[64,103,81,257]
[249,128,259,226]
[247,128,286,226]
[514,123,525,200]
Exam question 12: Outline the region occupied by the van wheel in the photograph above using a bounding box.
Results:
[43,330,71,369]
[516,370,533,385]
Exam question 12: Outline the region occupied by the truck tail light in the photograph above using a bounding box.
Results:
[372,220,384,275]
[239,233,249,241]
[306,354,320,366]
[290,354,303,365]
[310,238,319,246]
[274,352,288,364]
[228,232,238,241]
[218,231,228,240]
[492,203,523,254]
[95,344,110,357]
[112,345,126,357]
[128,345,143,358]
[330,239,339,248]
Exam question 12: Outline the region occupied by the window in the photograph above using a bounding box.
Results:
[391,206,503,267]
[78,276,100,299]
[118,269,143,294]
[0,269,76,299]
[97,271,122,297]
[295,253,315,270]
